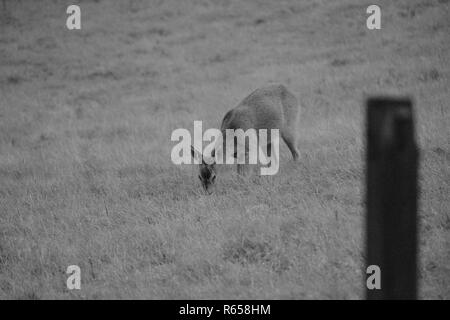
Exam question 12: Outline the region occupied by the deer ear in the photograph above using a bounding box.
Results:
[191,145,202,162]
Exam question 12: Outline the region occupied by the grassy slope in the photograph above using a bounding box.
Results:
[0,0,448,299]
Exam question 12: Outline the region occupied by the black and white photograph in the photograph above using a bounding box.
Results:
[0,0,448,302]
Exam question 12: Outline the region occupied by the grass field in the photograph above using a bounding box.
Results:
[0,0,449,299]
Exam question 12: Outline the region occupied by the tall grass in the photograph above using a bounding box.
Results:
[0,0,448,299]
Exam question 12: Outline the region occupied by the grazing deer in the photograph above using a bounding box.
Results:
[191,84,300,194]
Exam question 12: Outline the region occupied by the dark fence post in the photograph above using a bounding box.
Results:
[366,97,418,300]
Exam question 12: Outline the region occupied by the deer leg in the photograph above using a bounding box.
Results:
[281,129,299,161]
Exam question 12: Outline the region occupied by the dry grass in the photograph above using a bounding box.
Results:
[0,0,448,299]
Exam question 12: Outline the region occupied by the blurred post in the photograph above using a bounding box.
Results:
[366,97,418,299]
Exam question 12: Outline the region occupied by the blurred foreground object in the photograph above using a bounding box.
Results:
[366,97,418,300]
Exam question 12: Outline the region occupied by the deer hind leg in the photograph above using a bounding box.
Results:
[267,142,279,173]
[281,128,299,161]
[258,141,280,176]
[236,149,254,176]
[237,163,254,176]
[260,142,275,165]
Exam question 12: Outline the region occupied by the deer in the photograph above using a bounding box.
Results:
[191,84,300,194]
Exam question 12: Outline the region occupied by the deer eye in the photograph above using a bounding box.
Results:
[198,175,202,181]
[212,175,216,182]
